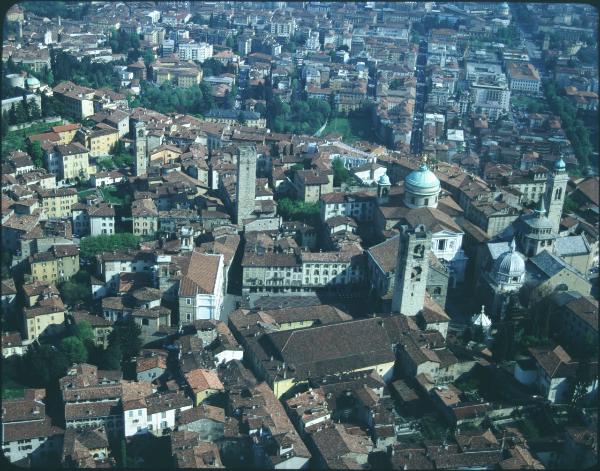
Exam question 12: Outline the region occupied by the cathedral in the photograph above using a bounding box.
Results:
[477,157,593,319]
[368,156,469,315]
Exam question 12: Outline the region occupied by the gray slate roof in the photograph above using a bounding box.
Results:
[554,235,590,257]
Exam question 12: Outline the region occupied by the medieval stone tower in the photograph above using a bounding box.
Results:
[236,146,257,226]
[134,121,148,177]
[392,224,433,316]
[544,157,569,234]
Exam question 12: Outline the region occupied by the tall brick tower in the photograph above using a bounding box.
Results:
[235,146,257,226]
[392,224,433,316]
[134,121,148,177]
[544,156,569,234]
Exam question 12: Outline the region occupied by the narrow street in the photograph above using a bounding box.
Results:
[410,39,428,155]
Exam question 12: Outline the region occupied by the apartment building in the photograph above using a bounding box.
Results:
[470,75,511,121]
[507,62,541,94]
[132,198,159,236]
[38,187,78,219]
[29,244,79,284]
[75,127,119,158]
[55,142,91,181]
[53,81,95,119]
[178,41,213,62]
[22,304,65,340]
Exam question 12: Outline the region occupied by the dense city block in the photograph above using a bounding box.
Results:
[1,2,598,469]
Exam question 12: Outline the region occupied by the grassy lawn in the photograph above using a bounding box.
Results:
[78,185,125,205]
[2,376,25,399]
[77,188,98,200]
[322,115,377,144]
[2,120,63,156]
[99,185,125,205]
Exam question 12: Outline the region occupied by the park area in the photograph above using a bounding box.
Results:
[2,119,63,157]
[322,114,377,144]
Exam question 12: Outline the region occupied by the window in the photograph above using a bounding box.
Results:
[161,411,166,419]
[433,287,442,295]
[424,198,429,206]
[142,318,149,326]
[438,239,446,251]
[128,411,133,418]
[186,298,191,305]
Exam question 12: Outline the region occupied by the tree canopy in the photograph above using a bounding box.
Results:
[108,318,143,364]
[60,336,89,365]
[80,233,140,260]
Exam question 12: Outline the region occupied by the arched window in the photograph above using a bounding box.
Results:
[411,266,422,281]
[424,198,429,206]
[555,188,562,200]
[411,197,416,204]
[413,244,425,258]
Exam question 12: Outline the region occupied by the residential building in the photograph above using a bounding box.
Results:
[29,245,79,284]
[132,198,159,236]
[60,364,124,438]
[184,368,224,405]
[38,187,78,219]
[22,303,65,340]
[53,81,95,120]
[75,127,119,158]
[55,143,91,181]
[293,169,334,203]
[178,41,213,62]
[1,389,64,465]
[123,391,193,437]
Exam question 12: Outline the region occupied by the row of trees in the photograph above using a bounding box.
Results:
[3,96,42,127]
[545,81,592,170]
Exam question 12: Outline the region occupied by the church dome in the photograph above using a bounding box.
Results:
[554,157,566,171]
[404,163,440,196]
[377,173,391,186]
[493,239,526,283]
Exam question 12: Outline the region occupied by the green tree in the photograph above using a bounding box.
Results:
[26,140,44,168]
[108,318,142,363]
[21,344,69,387]
[100,342,122,370]
[14,100,28,124]
[28,99,42,120]
[1,111,8,137]
[60,336,89,365]
[332,157,352,186]
[58,280,92,306]
[74,320,94,345]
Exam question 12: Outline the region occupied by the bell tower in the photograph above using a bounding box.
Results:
[392,225,432,316]
[134,121,148,177]
[544,156,569,234]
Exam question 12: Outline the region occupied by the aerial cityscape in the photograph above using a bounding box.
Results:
[1,1,598,469]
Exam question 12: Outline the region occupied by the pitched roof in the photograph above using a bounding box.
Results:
[178,251,222,296]
[529,345,577,379]
[184,368,224,393]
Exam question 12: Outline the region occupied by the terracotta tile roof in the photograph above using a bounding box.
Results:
[3,417,63,442]
[529,345,577,379]
[184,368,224,393]
[136,355,167,373]
[178,250,222,296]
